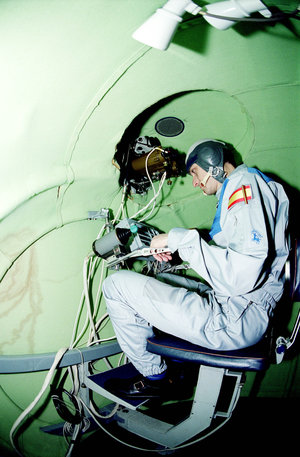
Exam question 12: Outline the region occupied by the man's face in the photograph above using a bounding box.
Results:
[189,163,221,196]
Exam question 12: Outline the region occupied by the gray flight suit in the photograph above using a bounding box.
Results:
[102,165,289,377]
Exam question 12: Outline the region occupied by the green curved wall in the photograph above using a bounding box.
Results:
[0,1,299,455]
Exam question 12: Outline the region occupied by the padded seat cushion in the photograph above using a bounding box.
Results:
[147,334,270,371]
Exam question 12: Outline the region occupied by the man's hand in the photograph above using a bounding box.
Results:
[150,233,172,263]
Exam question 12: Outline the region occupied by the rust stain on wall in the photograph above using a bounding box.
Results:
[0,235,43,354]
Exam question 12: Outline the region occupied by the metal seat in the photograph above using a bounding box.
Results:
[146,333,271,371]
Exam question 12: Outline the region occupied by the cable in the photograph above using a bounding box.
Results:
[64,423,82,457]
[200,10,299,24]
[51,388,83,425]
[69,255,98,350]
[93,262,107,318]
[9,347,69,457]
[83,255,98,342]
[88,396,119,420]
[130,172,167,221]
[128,147,167,222]
[70,254,104,348]
[77,397,158,453]
[70,187,128,350]
[137,173,167,221]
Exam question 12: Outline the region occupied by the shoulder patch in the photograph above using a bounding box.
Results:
[228,185,252,210]
[251,229,263,244]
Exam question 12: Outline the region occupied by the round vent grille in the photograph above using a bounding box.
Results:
[155,116,185,137]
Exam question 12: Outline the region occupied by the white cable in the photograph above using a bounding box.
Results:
[69,365,80,397]
[139,172,166,222]
[71,176,149,350]
[69,257,98,349]
[130,171,166,221]
[88,261,107,346]
[87,312,116,345]
[70,189,127,350]
[70,255,100,349]
[9,347,69,457]
[64,422,82,457]
[88,397,119,420]
[69,290,85,345]
[83,255,97,341]
[115,184,128,222]
[145,149,157,195]
[94,311,109,331]
[93,261,107,318]
[87,336,116,345]
[71,160,162,349]
[128,147,167,222]
[77,397,158,452]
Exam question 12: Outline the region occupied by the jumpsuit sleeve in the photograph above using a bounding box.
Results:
[167,193,271,296]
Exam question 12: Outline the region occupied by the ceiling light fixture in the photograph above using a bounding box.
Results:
[132,0,300,50]
[203,0,272,30]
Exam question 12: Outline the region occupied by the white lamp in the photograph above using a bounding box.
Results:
[203,0,272,30]
[132,1,281,50]
[132,0,201,50]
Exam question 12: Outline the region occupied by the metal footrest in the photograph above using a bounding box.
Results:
[84,363,149,410]
[113,365,243,447]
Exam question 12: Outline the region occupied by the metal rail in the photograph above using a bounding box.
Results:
[0,341,121,374]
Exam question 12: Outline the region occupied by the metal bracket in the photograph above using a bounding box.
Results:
[275,308,300,363]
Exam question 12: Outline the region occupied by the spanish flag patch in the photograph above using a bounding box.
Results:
[228,185,252,210]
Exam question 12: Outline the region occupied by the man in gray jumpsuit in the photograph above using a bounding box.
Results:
[102,139,289,398]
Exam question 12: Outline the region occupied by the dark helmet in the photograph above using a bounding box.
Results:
[186,139,226,183]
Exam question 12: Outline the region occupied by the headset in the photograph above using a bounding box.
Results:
[51,372,83,425]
